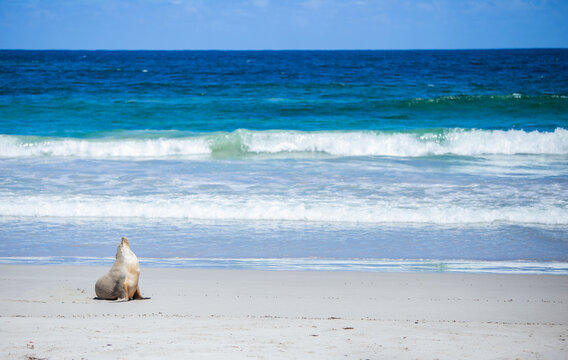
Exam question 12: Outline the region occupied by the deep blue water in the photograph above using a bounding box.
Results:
[1,49,567,273]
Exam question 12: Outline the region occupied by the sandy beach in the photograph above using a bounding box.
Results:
[1,265,567,359]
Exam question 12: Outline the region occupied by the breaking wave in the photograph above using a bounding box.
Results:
[1,194,567,225]
[1,128,567,159]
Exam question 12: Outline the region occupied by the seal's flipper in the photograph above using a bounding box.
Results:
[133,286,149,300]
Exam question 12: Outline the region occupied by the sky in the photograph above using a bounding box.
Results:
[0,0,567,50]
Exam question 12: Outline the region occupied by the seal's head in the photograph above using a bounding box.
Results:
[116,236,132,259]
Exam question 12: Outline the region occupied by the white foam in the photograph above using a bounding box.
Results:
[242,130,438,156]
[241,128,568,157]
[1,194,566,225]
[1,128,567,159]
[0,135,211,159]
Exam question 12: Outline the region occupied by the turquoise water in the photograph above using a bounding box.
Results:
[1,50,567,273]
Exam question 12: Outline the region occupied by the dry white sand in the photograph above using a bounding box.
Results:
[1,265,567,359]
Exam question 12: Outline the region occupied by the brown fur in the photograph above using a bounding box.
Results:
[95,237,145,301]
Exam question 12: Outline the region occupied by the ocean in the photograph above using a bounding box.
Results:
[1,49,567,273]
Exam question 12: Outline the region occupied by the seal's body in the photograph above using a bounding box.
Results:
[95,237,145,301]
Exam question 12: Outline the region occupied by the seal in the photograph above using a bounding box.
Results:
[95,237,146,301]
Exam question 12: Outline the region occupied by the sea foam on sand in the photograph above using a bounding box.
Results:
[1,265,567,359]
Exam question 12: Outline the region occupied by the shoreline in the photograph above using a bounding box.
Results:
[1,264,567,359]
[2,257,567,275]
